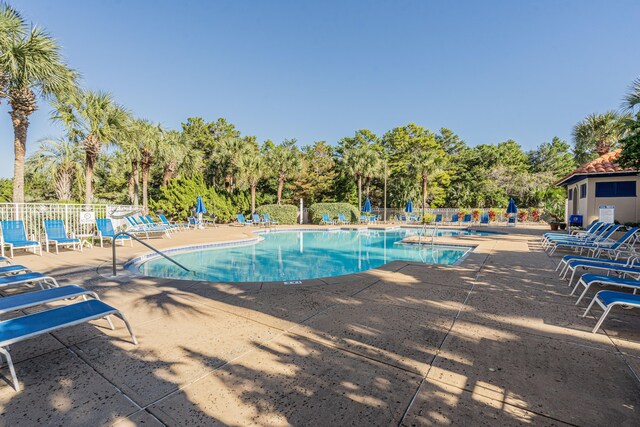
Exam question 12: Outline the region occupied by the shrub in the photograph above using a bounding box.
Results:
[471,209,480,221]
[151,175,237,222]
[421,214,435,224]
[309,202,359,224]
[256,204,298,224]
[488,209,497,222]
[517,210,528,222]
[530,208,541,222]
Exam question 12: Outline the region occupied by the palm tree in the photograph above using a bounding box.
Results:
[27,137,83,200]
[623,78,640,112]
[119,121,143,205]
[53,90,128,204]
[234,148,265,214]
[266,139,302,204]
[0,6,77,202]
[138,121,162,214]
[213,136,247,192]
[572,112,628,163]
[342,144,377,212]
[409,150,443,216]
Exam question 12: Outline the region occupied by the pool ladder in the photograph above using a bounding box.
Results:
[111,231,191,277]
[418,221,437,246]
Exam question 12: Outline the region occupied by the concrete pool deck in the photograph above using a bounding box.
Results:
[0,224,639,425]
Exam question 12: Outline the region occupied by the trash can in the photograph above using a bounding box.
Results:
[569,214,583,228]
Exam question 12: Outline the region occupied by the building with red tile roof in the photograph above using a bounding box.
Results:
[555,150,640,225]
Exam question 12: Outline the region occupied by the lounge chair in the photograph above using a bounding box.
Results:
[96,219,133,248]
[572,273,640,305]
[462,214,472,225]
[0,284,99,315]
[542,223,612,248]
[546,224,623,255]
[582,290,640,334]
[0,264,31,276]
[0,299,137,391]
[252,214,267,227]
[158,214,188,230]
[0,271,59,291]
[0,220,41,258]
[140,216,172,232]
[360,215,369,224]
[434,214,443,224]
[479,214,489,225]
[337,214,350,225]
[508,216,516,226]
[188,216,202,229]
[263,213,279,226]
[0,256,10,265]
[321,214,335,225]
[43,219,82,253]
[450,214,459,225]
[544,221,602,239]
[236,214,252,226]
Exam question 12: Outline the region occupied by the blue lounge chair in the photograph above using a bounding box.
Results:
[96,219,133,248]
[158,214,188,230]
[450,214,459,225]
[252,214,267,227]
[544,221,601,239]
[0,220,41,258]
[337,214,350,225]
[573,274,640,305]
[236,214,252,226]
[542,223,612,247]
[0,284,99,315]
[546,224,623,255]
[508,216,516,226]
[434,214,443,224]
[139,216,171,232]
[582,290,640,334]
[263,213,279,226]
[321,214,335,225]
[0,271,59,291]
[479,214,489,225]
[360,215,369,224]
[462,214,472,225]
[0,299,137,391]
[43,219,82,253]
[0,264,30,276]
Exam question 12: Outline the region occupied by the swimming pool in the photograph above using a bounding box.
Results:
[135,229,474,283]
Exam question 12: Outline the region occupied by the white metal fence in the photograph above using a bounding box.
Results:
[0,203,139,241]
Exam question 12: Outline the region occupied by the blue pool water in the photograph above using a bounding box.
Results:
[137,229,474,283]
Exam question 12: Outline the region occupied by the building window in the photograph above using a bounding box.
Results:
[568,189,573,200]
[580,184,587,199]
[595,181,637,198]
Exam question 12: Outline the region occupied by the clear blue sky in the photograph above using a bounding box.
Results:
[1,0,639,177]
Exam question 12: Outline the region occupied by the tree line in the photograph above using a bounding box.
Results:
[2,3,639,220]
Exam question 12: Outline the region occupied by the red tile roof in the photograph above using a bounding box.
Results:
[556,149,637,186]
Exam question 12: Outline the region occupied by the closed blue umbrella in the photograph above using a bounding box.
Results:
[363,198,372,213]
[195,196,207,214]
[405,199,413,213]
[506,198,517,214]
[195,196,207,229]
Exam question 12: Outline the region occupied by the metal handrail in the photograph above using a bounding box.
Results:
[112,231,190,276]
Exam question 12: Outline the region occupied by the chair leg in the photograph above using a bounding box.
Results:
[115,312,138,345]
[0,347,19,391]
[575,283,592,305]
[591,306,613,334]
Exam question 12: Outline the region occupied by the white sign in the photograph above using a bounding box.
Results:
[79,211,95,225]
[599,205,615,223]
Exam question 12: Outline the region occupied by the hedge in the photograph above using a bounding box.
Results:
[151,175,252,222]
[309,202,359,224]
[256,204,298,224]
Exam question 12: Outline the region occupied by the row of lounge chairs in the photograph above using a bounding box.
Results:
[0,257,136,391]
[236,213,279,227]
[0,214,195,257]
[544,221,640,333]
